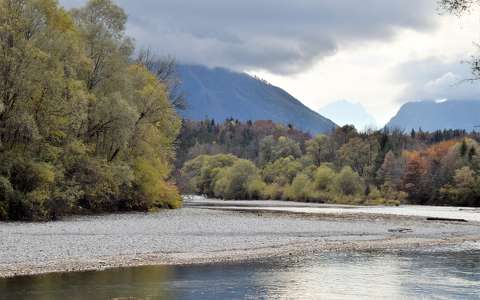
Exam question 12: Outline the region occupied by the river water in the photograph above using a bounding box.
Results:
[2,246,480,300]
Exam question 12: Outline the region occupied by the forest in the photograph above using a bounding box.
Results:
[2,0,480,222]
[0,0,181,221]
[178,119,480,207]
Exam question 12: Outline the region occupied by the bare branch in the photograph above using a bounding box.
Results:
[136,48,187,111]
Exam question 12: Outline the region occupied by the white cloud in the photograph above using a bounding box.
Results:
[60,0,437,74]
[60,0,480,126]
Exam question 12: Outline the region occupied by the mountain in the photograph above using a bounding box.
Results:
[387,100,480,132]
[177,65,336,134]
[318,100,378,130]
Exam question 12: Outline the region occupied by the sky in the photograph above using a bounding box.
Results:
[60,0,480,126]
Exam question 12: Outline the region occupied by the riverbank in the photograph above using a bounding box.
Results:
[1,199,480,278]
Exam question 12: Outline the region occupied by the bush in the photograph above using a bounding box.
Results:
[262,184,284,200]
[1,159,58,221]
[333,166,364,196]
[284,174,313,201]
[308,191,334,203]
[0,176,13,220]
[181,154,238,196]
[313,164,336,191]
[246,178,267,199]
[262,156,302,185]
[213,159,261,200]
[133,158,182,210]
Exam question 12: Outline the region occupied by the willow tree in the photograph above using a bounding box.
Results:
[0,0,181,221]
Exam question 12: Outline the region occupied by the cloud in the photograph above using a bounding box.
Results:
[60,0,438,74]
[394,57,480,102]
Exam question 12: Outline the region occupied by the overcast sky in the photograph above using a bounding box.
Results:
[60,0,480,125]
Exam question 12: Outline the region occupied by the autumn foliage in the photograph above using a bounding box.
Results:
[180,120,480,207]
[0,0,181,221]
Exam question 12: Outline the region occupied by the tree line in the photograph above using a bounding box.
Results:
[2,0,480,221]
[179,119,480,207]
[0,0,181,221]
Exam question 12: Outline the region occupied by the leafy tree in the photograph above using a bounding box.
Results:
[262,156,302,185]
[305,134,335,165]
[377,150,404,188]
[136,50,186,110]
[337,137,379,178]
[313,164,336,191]
[284,173,312,201]
[259,135,302,166]
[213,159,262,200]
[0,0,181,220]
[181,154,238,196]
[402,152,428,203]
[441,167,480,206]
[333,166,364,196]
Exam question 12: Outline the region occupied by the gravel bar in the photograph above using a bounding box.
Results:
[1,201,480,278]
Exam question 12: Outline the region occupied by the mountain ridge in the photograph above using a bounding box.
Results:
[386,100,480,132]
[177,64,337,134]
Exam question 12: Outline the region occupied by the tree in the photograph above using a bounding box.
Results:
[440,0,478,16]
[258,135,301,166]
[136,49,186,110]
[402,152,428,203]
[284,174,312,201]
[337,137,378,178]
[306,134,335,165]
[333,166,364,196]
[181,154,238,196]
[377,151,404,188]
[441,166,480,206]
[262,156,302,185]
[313,164,336,191]
[213,159,262,200]
[0,0,182,220]
[440,0,480,82]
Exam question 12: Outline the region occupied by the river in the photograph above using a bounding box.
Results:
[1,199,480,299]
[1,245,480,299]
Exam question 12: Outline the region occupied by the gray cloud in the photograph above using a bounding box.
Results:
[394,57,480,102]
[60,0,438,74]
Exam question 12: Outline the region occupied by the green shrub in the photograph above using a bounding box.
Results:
[133,158,182,210]
[262,156,302,185]
[333,166,364,196]
[284,173,313,201]
[246,178,267,199]
[262,184,284,200]
[213,159,261,200]
[181,154,238,196]
[0,176,13,220]
[313,164,336,191]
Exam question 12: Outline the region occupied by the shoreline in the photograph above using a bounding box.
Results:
[2,233,480,279]
[1,203,480,278]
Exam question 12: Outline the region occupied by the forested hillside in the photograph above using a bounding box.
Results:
[0,0,181,221]
[178,64,337,134]
[179,120,480,207]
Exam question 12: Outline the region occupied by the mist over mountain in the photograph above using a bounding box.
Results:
[177,65,336,134]
[387,100,480,132]
[318,100,378,130]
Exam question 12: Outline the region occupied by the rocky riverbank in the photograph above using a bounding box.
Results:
[1,200,480,278]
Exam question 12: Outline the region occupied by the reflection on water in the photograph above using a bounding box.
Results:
[1,249,480,300]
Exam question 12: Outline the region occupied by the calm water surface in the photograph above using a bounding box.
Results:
[1,247,480,300]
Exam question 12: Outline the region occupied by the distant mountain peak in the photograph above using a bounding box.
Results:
[178,64,337,134]
[387,99,480,132]
[318,100,377,130]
